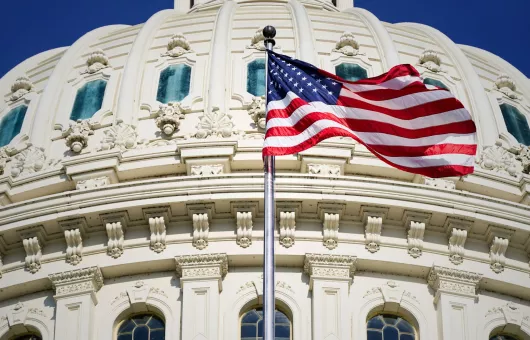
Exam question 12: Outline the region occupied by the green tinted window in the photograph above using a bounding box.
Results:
[336,63,367,82]
[0,105,28,147]
[70,79,107,121]
[156,64,192,103]
[247,59,266,96]
[500,104,530,146]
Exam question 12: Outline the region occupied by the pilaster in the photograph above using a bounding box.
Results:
[175,253,227,340]
[304,253,356,340]
[427,265,482,340]
[49,266,103,340]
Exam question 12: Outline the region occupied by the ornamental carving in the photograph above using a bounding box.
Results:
[81,49,110,74]
[195,107,235,138]
[304,254,357,280]
[279,211,296,248]
[236,211,253,248]
[106,221,125,259]
[475,140,522,177]
[407,221,425,258]
[448,227,467,265]
[489,236,509,274]
[418,49,443,73]
[98,121,144,152]
[175,253,228,278]
[192,213,209,250]
[22,236,42,274]
[0,147,11,175]
[307,163,341,176]
[190,164,223,176]
[332,32,361,56]
[10,146,61,178]
[155,102,184,136]
[76,176,110,190]
[423,177,456,190]
[363,281,419,303]
[162,33,193,58]
[247,28,267,51]
[365,216,382,253]
[514,144,530,174]
[494,74,519,100]
[9,76,33,102]
[427,265,482,297]
[63,119,94,153]
[64,228,83,265]
[322,213,339,250]
[49,266,104,296]
[149,216,166,253]
[248,96,266,130]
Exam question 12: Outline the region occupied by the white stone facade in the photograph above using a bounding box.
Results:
[0,0,530,339]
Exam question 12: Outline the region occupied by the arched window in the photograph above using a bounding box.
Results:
[500,103,530,146]
[156,64,192,104]
[490,335,519,340]
[423,78,449,90]
[70,79,107,121]
[241,307,291,340]
[0,105,28,147]
[367,314,416,340]
[116,314,165,340]
[335,63,367,82]
[11,335,41,340]
[247,58,266,96]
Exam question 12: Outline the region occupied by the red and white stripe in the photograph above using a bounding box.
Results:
[263,65,477,178]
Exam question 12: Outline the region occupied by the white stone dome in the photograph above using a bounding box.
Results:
[0,1,530,340]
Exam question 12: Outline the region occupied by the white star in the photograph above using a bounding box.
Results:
[294,82,298,87]
[297,72,302,76]
[311,74,316,77]
[312,88,318,92]
[299,88,304,93]
[289,77,293,82]
[307,82,312,87]
[292,67,297,71]
[332,81,337,85]
[322,85,328,89]
[316,79,322,83]
[270,81,274,85]
[328,91,333,95]
[286,63,291,66]
[268,90,272,94]
[284,73,288,77]
[302,77,307,81]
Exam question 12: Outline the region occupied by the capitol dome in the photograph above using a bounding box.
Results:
[0,0,530,339]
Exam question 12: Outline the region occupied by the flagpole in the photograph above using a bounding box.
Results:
[263,25,276,340]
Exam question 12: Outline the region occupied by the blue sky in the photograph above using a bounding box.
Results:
[1,0,529,78]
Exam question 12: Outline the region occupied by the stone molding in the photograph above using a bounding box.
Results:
[304,253,357,290]
[427,265,482,302]
[322,213,339,250]
[49,266,103,299]
[76,176,110,190]
[363,280,419,304]
[333,31,362,56]
[192,213,209,250]
[175,253,228,290]
[279,211,296,248]
[236,211,253,248]
[62,119,95,153]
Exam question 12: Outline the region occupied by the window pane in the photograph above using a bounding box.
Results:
[242,309,261,323]
[133,315,151,325]
[0,105,28,147]
[70,79,107,121]
[117,335,132,340]
[423,78,449,90]
[133,325,149,339]
[400,334,415,340]
[396,320,414,334]
[241,324,256,337]
[367,316,385,329]
[156,64,192,103]
[383,315,398,325]
[247,59,266,96]
[148,315,165,329]
[275,324,290,337]
[383,325,399,339]
[368,330,383,340]
[275,310,289,324]
[500,103,530,146]
[118,314,165,340]
[335,63,367,82]
[150,329,165,340]
[118,319,136,333]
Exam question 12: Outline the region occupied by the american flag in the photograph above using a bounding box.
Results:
[263,50,477,178]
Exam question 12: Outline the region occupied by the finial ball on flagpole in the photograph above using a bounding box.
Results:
[263,25,276,39]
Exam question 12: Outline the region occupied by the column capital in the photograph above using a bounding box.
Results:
[427,265,482,301]
[175,253,228,290]
[304,253,357,289]
[49,266,103,301]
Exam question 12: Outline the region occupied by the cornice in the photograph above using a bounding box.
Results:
[175,253,228,278]
[49,266,103,299]
[304,253,357,286]
[427,265,482,301]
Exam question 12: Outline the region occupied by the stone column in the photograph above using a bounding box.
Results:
[304,254,357,340]
[175,253,227,340]
[49,266,103,340]
[427,266,482,340]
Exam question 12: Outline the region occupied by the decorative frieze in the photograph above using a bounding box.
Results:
[195,107,235,138]
[154,102,184,136]
[106,221,125,259]
[322,213,339,250]
[175,253,228,280]
[190,164,223,176]
[98,121,143,152]
[486,302,523,327]
[161,33,193,58]
[76,176,110,190]
[418,49,443,73]
[475,140,522,177]
[236,211,253,248]
[9,76,33,102]
[10,146,61,178]
[279,211,296,248]
[332,32,361,56]
[448,227,467,265]
[423,177,456,190]
[494,74,519,100]
[49,266,103,298]
[192,213,209,250]
[307,163,340,176]
[149,216,166,253]
[427,265,482,300]
[22,236,42,274]
[81,49,110,74]
[247,96,266,130]
[363,281,419,304]
[304,254,357,289]
[365,216,383,253]
[407,221,425,258]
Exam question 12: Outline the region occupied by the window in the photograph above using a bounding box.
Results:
[117,314,165,340]
[335,63,367,82]
[156,64,191,104]
[367,314,416,340]
[500,103,530,146]
[0,105,28,147]
[490,335,519,340]
[11,335,41,340]
[423,78,449,90]
[70,79,107,121]
[247,59,266,96]
[241,307,291,340]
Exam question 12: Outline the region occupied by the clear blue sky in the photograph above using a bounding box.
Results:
[1,0,529,78]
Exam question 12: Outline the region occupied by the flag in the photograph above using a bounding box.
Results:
[263,50,477,178]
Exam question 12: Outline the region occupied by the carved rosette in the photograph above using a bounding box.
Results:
[49,266,104,298]
[332,32,361,56]
[9,76,33,102]
[155,102,184,136]
[494,74,519,100]
[195,108,235,138]
[475,140,522,177]
[81,49,110,74]
[64,120,94,153]
[162,33,193,58]
[10,146,60,178]
[98,121,143,152]
[418,49,443,73]
[248,96,266,130]
[427,266,482,300]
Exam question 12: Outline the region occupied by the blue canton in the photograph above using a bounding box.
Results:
[266,50,342,105]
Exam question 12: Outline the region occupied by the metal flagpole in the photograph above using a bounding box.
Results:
[262,25,276,340]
